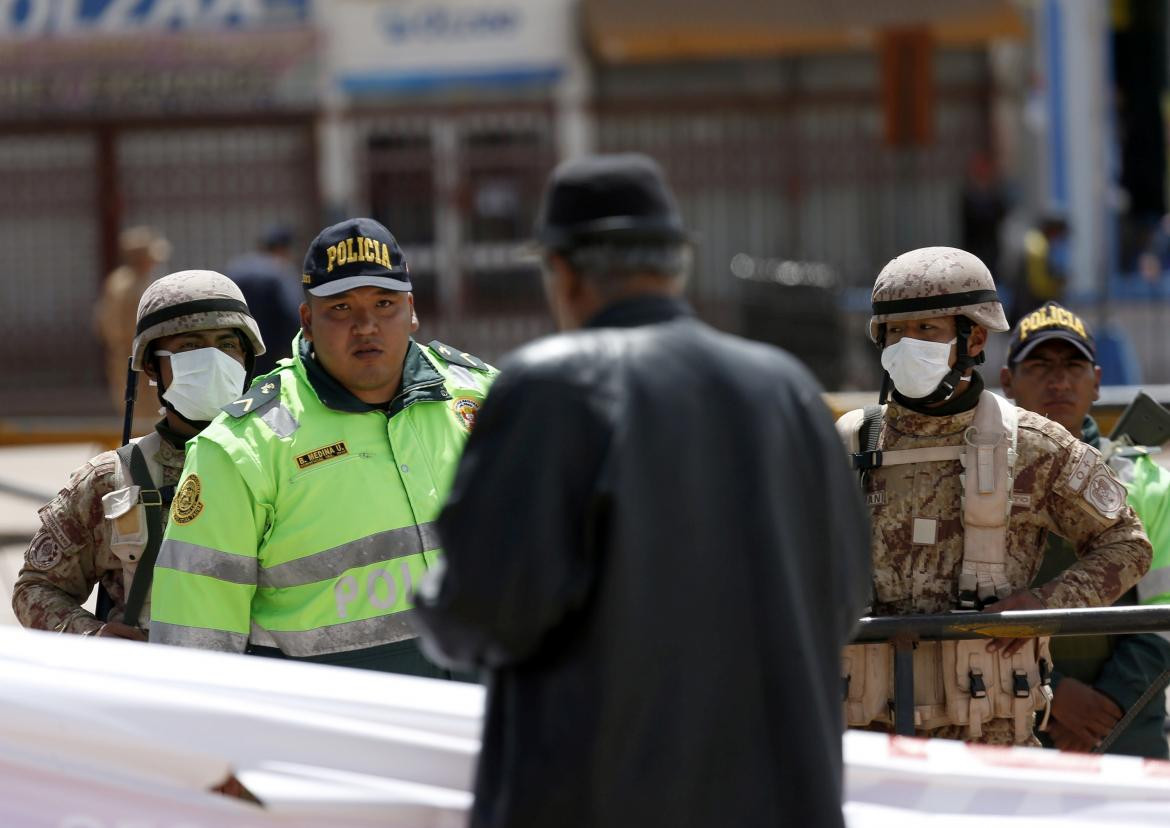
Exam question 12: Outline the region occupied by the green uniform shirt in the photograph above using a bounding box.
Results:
[150,333,495,672]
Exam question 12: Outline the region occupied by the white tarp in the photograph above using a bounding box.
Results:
[0,626,478,827]
[1,626,1169,826]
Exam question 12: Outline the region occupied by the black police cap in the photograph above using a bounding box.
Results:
[1007,301,1096,365]
[302,217,410,297]
[533,153,690,251]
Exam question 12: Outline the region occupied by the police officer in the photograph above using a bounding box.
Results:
[149,217,495,675]
[1002,302,1170,757]
[838,247,1152,745]
[13,270,265,638]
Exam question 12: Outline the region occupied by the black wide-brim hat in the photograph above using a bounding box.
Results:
[533,153,692,251]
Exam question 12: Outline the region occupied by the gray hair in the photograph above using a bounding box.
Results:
[560,242,692,286]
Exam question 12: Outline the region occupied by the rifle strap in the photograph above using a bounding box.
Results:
[115,442,172,628]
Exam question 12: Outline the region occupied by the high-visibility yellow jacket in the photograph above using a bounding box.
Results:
[150,333,494,671]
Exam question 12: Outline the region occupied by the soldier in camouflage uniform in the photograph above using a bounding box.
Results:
[12,271,264,639]
[838,247,1151,745]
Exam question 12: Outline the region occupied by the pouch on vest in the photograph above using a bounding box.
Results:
[911,641,951,730]
[958,393,1018,608]
[101,485,148,568]
[943,637,1052,742]
[842,643,891,727]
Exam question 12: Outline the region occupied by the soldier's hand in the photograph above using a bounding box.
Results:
[94,621,147,641]
[982,590,1045,657]
[1049,677,1122,751]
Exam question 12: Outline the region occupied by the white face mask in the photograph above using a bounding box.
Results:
[156,347,247,422]
[880,336,956,399]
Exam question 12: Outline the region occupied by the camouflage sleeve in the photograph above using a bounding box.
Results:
[1033,438,1153,609]
[10,454,117,634]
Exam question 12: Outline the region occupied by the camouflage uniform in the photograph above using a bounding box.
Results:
[12,269,264,635]
[867,403,1149,617]
[848,247,1152,745]
[11,435,184,633]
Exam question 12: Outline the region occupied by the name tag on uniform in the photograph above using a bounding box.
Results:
[866,490,888,507]
[912,517,937,545]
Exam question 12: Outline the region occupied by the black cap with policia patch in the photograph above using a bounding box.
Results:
[302,217,410,297]
[1007,300,1096,365]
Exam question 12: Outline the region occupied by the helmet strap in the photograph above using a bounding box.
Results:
[878,370,892,405]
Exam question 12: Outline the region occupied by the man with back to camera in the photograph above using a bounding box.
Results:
[1001,301,1170,757]
[838,248,1151,746]
[414,153,873,828]
[14,270,264,638]
[149,217,496,675]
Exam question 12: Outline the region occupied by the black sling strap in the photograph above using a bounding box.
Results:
[115,442,174,628]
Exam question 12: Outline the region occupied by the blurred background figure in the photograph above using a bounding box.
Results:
[1009,208,1071,326]
[960,150,1011,280]
[93,226,172,412]
[224,224,302,375]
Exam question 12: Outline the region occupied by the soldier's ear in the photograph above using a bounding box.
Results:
[1093,364,1102,401]
[1000,365,1014,398]
[966,324,988,359]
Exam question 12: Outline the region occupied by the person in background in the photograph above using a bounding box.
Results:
[1002,301,1170,757]
[224,223,302,374]
[94,226,171,412]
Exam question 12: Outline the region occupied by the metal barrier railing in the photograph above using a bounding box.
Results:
[850,605,1170,748]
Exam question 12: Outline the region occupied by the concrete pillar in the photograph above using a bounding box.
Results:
[554,0,595,161]
[1039,0,1112,299]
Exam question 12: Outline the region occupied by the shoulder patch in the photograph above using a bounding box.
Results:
[25,535,63,572]
[428,340,488,371]
[1084,466,1127,519]
[223,375,281,418]
[171,474,205,525]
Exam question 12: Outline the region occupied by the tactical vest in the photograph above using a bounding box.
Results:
[838,390,1054,741]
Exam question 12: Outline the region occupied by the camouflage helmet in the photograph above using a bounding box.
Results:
[868,246,1008,343]
[131,270,265,370]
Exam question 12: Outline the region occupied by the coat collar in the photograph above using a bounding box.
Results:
[584,294,693,330]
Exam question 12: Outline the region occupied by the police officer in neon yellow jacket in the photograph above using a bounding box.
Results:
[150,218,495,675]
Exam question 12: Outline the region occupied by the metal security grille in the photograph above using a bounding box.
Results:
[595,51,991,299]
[0,133,102,403]
[594,50,991,388]
[118,122,318,278]
[353,105,557,363]
[0,119,319,416]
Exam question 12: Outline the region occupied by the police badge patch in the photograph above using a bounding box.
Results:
[1084,468,1126,519]
[26,535,62,571]
[172,474,205,525]
[453,397,481,431]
